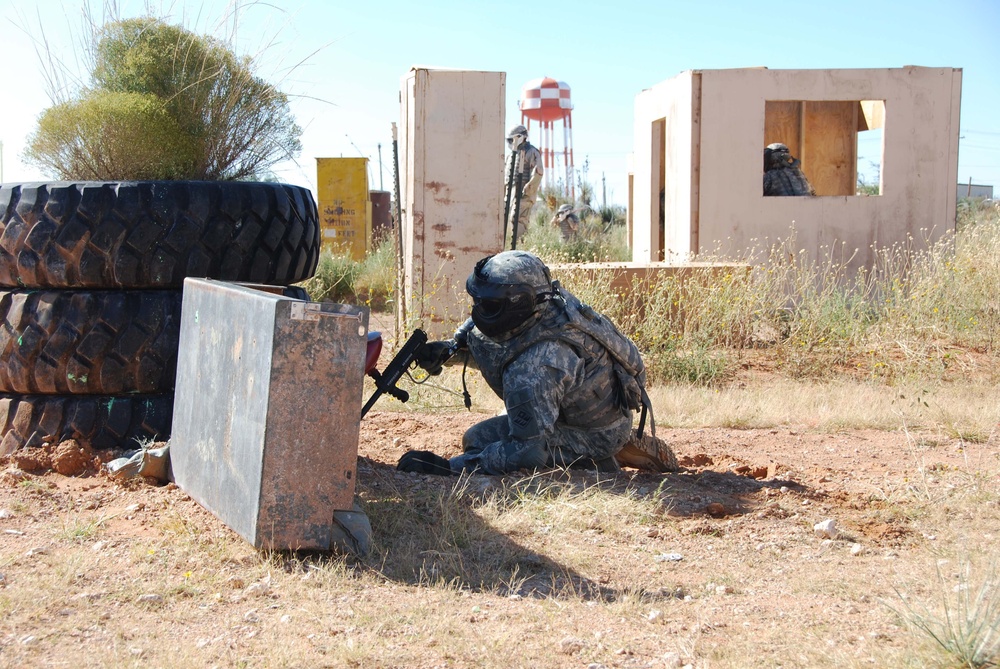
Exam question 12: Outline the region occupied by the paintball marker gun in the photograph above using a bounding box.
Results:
[361,328,428,418]
[362,329,468,418]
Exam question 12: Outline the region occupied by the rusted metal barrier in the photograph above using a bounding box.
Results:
[170,279,369,552]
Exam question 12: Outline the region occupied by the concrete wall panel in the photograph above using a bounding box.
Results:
[400,68,506,336]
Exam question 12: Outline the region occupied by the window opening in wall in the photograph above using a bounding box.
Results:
[856,126,883,196]
[764,100,885,197]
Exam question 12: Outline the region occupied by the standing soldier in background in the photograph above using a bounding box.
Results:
[505,125,544,244]
[763,143,815,196]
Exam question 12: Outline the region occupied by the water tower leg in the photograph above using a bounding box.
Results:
[566,114,575,200]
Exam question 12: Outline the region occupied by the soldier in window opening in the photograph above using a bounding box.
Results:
[550,204,580,241]
[397,250,678,476]
[763,143,816,196]
[505,125,544,236]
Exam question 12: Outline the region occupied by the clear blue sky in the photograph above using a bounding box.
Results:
[2,0,998,205]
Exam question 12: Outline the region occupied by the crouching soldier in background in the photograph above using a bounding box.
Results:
[550,204,580,241]
[397,250,677,476]
[763,142,816,196]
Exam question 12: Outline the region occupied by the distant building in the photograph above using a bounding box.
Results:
[957,183,993,199]
[630,66,962,278]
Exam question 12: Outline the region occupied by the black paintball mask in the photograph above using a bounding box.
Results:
[764,142,793,171]
[466,253,554,339]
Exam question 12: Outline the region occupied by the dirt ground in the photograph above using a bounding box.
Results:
[362,411,996,521]
[1,410,998,667]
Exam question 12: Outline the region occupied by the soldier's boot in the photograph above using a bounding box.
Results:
[615,430,679,473]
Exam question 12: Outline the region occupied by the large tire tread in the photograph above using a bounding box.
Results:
[0,289,182,395]
[0,181,319,289]
[0,393,173,454]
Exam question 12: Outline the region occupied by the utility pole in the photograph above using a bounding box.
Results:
[602,172,606,208]
[377,143,383,191]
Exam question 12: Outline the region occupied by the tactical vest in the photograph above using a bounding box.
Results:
[555,285,655,436]
[467,286,655,434]
[507,144,541,186]
[764,160,814,196]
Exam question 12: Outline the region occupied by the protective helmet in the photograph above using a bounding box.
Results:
[466,251,554,338]
[507,125,528,139]
[556,204,573,216]
[506,125,528,149]
[764,143,791,170]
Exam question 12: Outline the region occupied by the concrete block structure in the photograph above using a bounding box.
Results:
[398,68,506,337]
[170,279,368,551]
[631,67,963,276]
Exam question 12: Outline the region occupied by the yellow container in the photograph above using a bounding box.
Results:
[316,158,371,260]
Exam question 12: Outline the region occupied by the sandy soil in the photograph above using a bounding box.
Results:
[1,411,998,667]
[361,410,996,530]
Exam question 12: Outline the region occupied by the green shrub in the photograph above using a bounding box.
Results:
[299,238,398,308]
[299,253,363,304]
[26,90,197,180]
[26,15,300,181]
[354,239,399,309]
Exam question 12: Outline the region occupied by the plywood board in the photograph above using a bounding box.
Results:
[803,101,857,196]
[764,101,803,158]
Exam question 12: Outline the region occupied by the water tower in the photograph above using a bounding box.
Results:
[519,77,575,198]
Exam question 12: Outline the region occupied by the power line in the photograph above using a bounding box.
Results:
[960,143,1000,152]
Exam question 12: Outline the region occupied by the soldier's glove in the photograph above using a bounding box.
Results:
[397,450,454,475]
[413,339,455,376]
[453,319,474,348]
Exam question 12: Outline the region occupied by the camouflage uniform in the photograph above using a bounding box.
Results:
[449,292,633,475]
[506,141,543,236]
[551,205,580,241]
[399,251,676,477]
[763,143,815,196]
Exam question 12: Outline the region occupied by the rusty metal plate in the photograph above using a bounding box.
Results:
[170,279,368,550]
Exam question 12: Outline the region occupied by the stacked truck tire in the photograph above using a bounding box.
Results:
[0,181,320,455]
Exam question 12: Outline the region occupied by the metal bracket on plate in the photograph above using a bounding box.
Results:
[289,303,365,332]
[290,302,322,322]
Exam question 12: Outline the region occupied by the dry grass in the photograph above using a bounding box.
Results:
[383,364,999,442]
[553,200,1000,388]
[648,379,1000,439]
[2,426,998,668]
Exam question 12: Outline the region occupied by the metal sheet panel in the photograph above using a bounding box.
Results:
[170,279,368,550]
[316,157,370,260]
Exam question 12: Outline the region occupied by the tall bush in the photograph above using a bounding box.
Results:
[25,16,301,181]
[26,90,197,180]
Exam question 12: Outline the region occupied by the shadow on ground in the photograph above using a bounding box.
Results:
[286,456,815,602]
